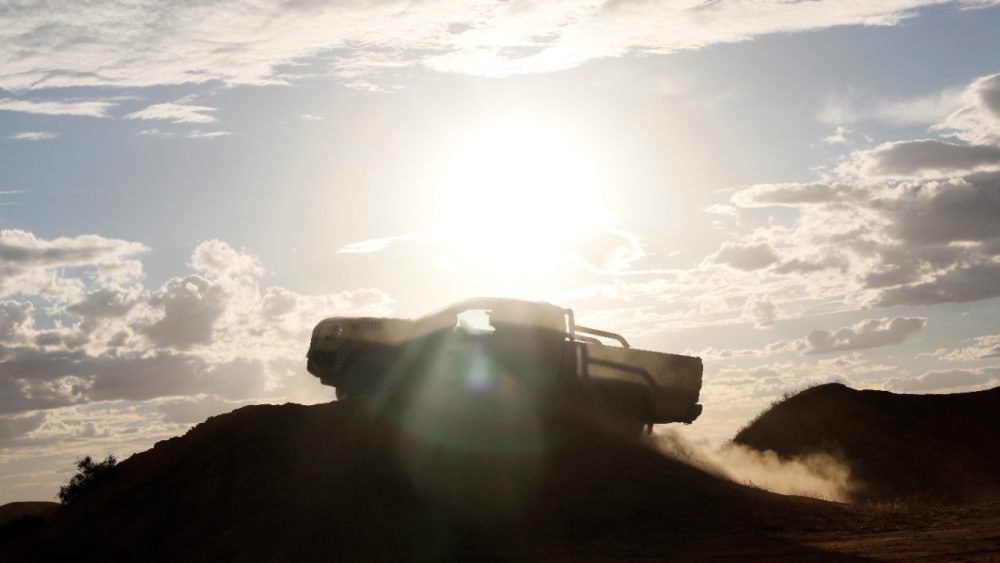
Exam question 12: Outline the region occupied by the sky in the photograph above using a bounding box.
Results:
[2,0,1000,503]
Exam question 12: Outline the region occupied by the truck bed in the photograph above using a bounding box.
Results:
[572,343,703,424]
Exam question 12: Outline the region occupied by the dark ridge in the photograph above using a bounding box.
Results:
[0,502,58,527]
[734,383,1000,502]
[0,503,58,543]
[1,400,862,562]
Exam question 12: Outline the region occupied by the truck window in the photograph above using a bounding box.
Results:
[455,309,495,335]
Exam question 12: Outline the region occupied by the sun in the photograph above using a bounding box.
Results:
[433,122,612,282]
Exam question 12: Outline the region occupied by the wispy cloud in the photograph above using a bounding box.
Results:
[136,128,231,139]
[186,130,231,139]
[884,367,1000,392]
[853,139,1000,177]
[821,126,851,145]
[933,73,1000,145]
[935,334,1000,361]
[137,128,173,138]
[820,87,964,126]
[0,98,113,118]
[338,231,432,254]
[0,1,992,91]
[0,190,23,207]
[800,317,927,355]
[709,242,780,271]
[8,131,58,141]
[125,102,218,124]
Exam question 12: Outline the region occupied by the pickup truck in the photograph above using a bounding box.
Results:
[307,298,702,433]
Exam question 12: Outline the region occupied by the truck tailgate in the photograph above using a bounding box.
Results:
[575,343,703,423]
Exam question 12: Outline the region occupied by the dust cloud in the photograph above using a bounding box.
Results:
[651,429,853,502]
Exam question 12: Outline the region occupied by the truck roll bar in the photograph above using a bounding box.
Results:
[564,308,630,349]
[575,325,630,349]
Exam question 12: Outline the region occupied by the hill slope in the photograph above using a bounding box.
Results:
[734,384,1000,502]
[2,400,856,562]
[0,502,58,527]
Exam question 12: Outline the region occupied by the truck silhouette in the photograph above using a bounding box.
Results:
[307,298,702,433]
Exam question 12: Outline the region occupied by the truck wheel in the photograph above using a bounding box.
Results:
[608,414,646,439]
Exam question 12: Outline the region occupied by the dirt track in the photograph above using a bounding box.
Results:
[796,502,1000,562]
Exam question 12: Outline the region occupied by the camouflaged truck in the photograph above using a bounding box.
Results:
[306,298,702,433]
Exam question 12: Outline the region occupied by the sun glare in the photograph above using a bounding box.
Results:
[434,123,612,281]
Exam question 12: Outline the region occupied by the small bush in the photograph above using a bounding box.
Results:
[58,454,118,505]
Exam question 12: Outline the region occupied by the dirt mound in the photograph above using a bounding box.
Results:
[0,503,58,527]
[0,502,58,544]
[2,400,861,562]
[734,383,1000,503]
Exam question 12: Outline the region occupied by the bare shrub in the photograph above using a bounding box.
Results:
[58,455,118,506]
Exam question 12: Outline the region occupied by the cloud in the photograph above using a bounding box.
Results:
[0,1,990,90]
[819,87,963,126]
[0,233,393,418]
[702,317,930,362]
[137,128,172,138]
[569,227,650,275]
[0,233,397,496]
[710,242,779,271]
[933,73,1000,145]
[695,346,773,361]
[800,317,926,355]
[729,182,850,207]
[136,129,230,139]
[143,276,230,351]
[338,231,432,254]
[0,412,46,442]
[875,261,1000,306]
[0,349,266,413]
[741,295,780,328]
[712,72,1000,313]
[855,140,1000,177]
[125,102,218,124]
[884,367,1000,392]
[0,300,34,344]
[67,287,141,335]
[937,334,1000,361]
[158,395,255,425]
[0,229,146,268]
[0,98,113,117]
[892,171,1000,246]
[8,131,58,141]
[821,126,851,145]
[0,229,148,299]
[186,130,231,139]
[936,334,1000,361]
[189,240,263,280]
[339,223,650,278]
